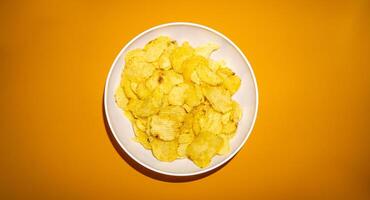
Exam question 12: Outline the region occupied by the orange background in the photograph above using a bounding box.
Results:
[1,0,369,199]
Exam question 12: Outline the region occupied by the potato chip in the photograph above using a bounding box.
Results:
[125,49,146,63]
[182,55,207,82]
[186,132,223,168]
[168,83,189,106]
[135,118,147,132]
[195,61,222,85]
[144,36,171,62]
[177,143,189,158]
[150,114,181,141]
[158,40,177,70]
[114,86,128,109]
[115,36,243,168]
[199,108,223,135]
[150,138,178,162]
[125,57,155,82]
[208,60,225,72]
[127,89,163,117]
[178,132,195,144]
[170,42,194,73]
[195,43,219,58]
[202,86,233,113]
[157,70,184,94]
[133,125,151,149]
[185,84,203,108]
[134,81,151,99]
[159,105,187,122]
[222,121,237,135]
[217,66,234,79]
[145,70,161,91]
[231,101,242,122]
[120,76,137,99]
[217,134,230,155]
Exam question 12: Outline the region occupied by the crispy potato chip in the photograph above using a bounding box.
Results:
[144,36,171,62]
[115,36,243,167]
[170,42,194,73]
[199,108,223,135]
[217,134,230,155]
[159,105,187,122]
[127,89,163,117]
[186,132,223,168]
[182,55,207,82]
[157,70,184,94]
[177,143,189,158]
[168,83,189,106]
[195,60,222,85]
[164,70,183,85]
[125,49,146,63]
[125,57,155,82]
[121,76,137,99]
[158,40,177,70]
[115,86,128,109]
[133,126,151,149]
[231,101,242,122]
[150,114,181,141]
[181,113,194,132]
[221,112,231,125]
[150,138,178,162]
[135,118,147,132]
[185,84,203,108]
[202,86,233,113]
[178,132,195,144]
[223,75,241,95]
[145,70,161,91]
[135,81,151,99]
[209,60,225,72]
[195,43,219,58]
[222,121,237,135]
[217,66,234,79]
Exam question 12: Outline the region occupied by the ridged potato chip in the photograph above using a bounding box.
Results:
[150,138,178,162]
[150,115,180,141]
[170,42,194,73]
[202,86,233,113]
[186,132,223,168]
[115,36,243,168]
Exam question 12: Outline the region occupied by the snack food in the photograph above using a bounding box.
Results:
[115,36,242,168]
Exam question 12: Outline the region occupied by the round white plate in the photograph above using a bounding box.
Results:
[104,22,258,176]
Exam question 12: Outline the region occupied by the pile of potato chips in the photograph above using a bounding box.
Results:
[115,36,242,168]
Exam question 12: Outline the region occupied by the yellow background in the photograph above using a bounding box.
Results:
[1,0,369,199]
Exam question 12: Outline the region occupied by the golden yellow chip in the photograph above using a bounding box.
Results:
[114,86,128,110]
[159,105,187,122]
[158,40,177,70]
[202,86,233,113]
[217,134,230,155]
[150,115,180,141]
[199,108,223,135]
[195,43,219,58]
[150,138,178,162]
[124,57,155,82]
[170,42,194,73]
[177,143,189,158]
[186,132,223,168]
[144,36,171,62]
[115,36,243,168]
[168,83,189,106]
[125,49,146,63]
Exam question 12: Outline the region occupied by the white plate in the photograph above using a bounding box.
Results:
[104,22,258,176]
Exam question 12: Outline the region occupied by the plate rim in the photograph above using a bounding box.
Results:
[104,22,259,176]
